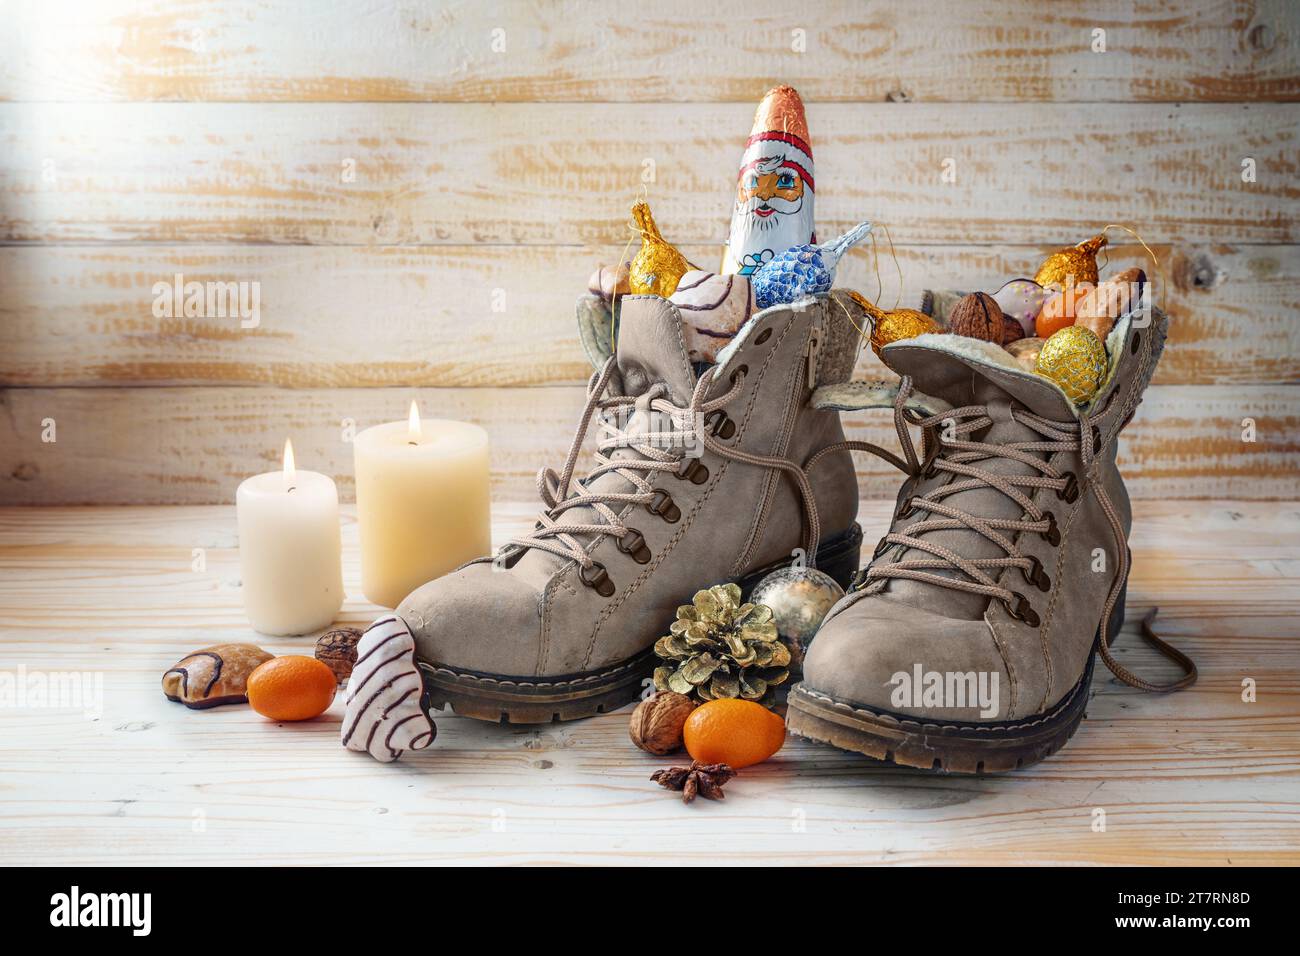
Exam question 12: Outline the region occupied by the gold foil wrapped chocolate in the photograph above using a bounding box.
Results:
[849,291,939,358]
[1035,325,1108,404]
[629,200,691,297]
[1034,233,1108,290]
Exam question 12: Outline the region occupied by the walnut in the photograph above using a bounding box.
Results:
[629,691,697,755]
[315,627,363,684]
[1001,315,1026,345]
[949,292,1007,343]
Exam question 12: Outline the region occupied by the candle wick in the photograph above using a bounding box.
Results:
[287,486,296,493]
[407,440,418,446]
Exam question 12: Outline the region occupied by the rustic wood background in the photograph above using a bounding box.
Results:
[1,0,1297,504]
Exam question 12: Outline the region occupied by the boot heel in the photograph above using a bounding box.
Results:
[737,523,863,596]
[814,523,864,591]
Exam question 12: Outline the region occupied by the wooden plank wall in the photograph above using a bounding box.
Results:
[1,0,1297,504]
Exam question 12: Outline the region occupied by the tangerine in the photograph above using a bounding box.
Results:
[246,656,337,721]
[682,698,785,769]
[1035,282,1094,339]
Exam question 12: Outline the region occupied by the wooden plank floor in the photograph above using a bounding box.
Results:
[1,500,1297,866]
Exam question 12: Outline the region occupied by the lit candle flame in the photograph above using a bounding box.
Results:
[282,437,296,489]
[407,400,422,443]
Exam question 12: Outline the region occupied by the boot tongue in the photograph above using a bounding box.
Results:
[615,296,698,407]
[883,334,1075,420]
[512,296,698,585]
[879,337,1066,620]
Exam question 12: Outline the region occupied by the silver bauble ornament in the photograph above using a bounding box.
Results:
[748,566,845,651]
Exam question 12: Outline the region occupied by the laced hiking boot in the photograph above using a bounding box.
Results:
[343,291,889,756]
[786,305,1197,773]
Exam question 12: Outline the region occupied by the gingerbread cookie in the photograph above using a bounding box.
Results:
[162,643,273,709]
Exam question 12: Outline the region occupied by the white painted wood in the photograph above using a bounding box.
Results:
[0,501,1296,865]
[3,0,1295,103]
[1,384,1296,504]
[2,243,1294,388]
[2,102,1294,244]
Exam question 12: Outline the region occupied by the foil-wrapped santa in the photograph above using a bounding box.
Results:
[722,85,816,276]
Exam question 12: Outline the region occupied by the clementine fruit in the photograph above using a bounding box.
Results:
[1035,282,1094,339]
[246,656,337,721]
[682,699,785,769]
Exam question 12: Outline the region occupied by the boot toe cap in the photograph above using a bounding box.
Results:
[801,597,1013,722]
[397,562,543,676]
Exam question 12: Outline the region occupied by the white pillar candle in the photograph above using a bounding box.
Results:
[354,402,491,609]
[236,439,344,635]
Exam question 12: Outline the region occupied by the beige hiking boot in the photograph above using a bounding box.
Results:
[786,303,1197,772]
[344,291,885,757]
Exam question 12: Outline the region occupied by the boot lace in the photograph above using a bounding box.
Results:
[505,356,833,579]
[859,376,1195,693]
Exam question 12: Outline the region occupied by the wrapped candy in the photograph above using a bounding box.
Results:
[752,221,872,308]
[1034,233,1107,291]
[669,271,755,363]
[629,200,691,297]
[1035,325,1107,404]
[722,85,816,276]
[848,291,940,358]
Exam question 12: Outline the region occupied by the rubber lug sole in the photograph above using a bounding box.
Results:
[420,523,863,724]
[786,578,1127,773]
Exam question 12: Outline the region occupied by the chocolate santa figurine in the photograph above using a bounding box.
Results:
[722,85,816,276]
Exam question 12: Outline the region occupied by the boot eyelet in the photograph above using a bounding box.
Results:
[730,365,748,386]
[1057,471,1079,503]
[896,497,917,521]
[1022,556,1051,592]
[1005,592,1040,627]
[872,538,891,559]
[1130,331,1141,355]
[616,528,652,564]
[754,328,772,345]
[705,410,736,440]
[646,489,681,523]
[1041,511,1061,546]
[1091,425,1102,448]
[579,562,616,597]
[674,459,709,484]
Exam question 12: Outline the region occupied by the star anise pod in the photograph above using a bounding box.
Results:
[650,761,736,804]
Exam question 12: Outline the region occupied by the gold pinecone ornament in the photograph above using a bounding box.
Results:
[653,583,792,707]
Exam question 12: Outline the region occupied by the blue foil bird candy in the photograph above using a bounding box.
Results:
[752,221,873,308]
